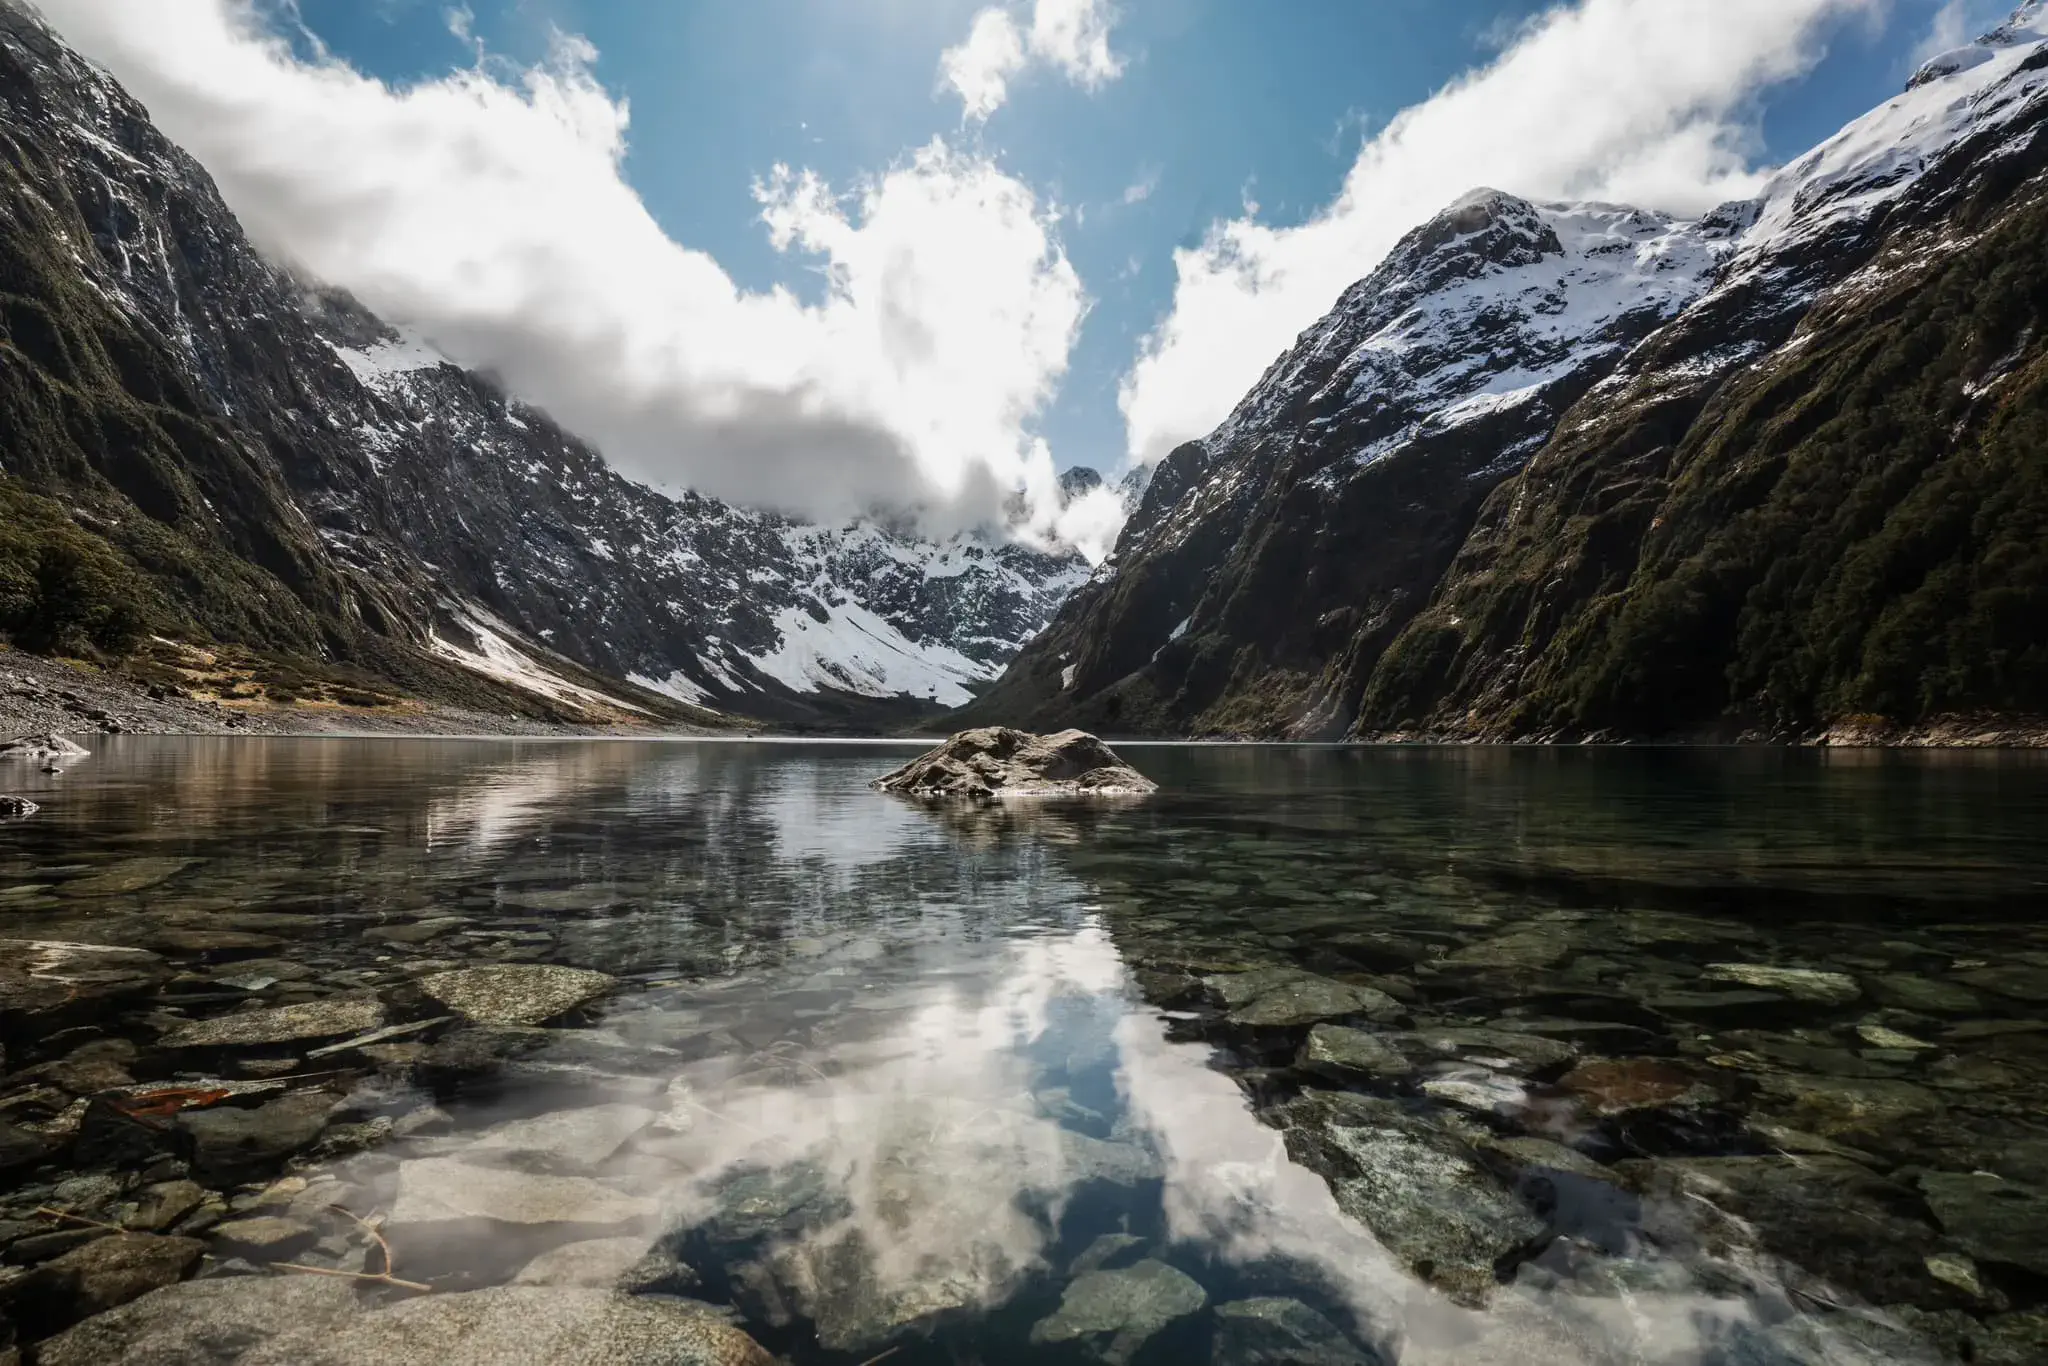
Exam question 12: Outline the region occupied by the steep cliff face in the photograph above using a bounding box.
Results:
[971,4,2048,741]
[0,2,1084,727]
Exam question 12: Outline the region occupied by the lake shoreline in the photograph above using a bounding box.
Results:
[8,646,2046,747]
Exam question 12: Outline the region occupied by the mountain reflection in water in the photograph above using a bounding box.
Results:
[2,738,2044,1365]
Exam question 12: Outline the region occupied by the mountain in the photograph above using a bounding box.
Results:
[965,4,2048,743]
[0,2,1085,729]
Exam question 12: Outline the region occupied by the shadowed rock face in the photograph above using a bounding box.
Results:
[873,727,1157,802]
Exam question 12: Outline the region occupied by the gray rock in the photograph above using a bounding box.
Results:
[1952,964,2048,1003]
[0,733,88,762]
[1869,974,1982,1014]
[0,797,37,819]
[418,965,616,1026]
[179,1091,337,1180]
[157,996,386,1048]
[239,1286,774,1366]
[31,1273,365,1366]
[1298,1024,1414,1081]
[1071,1232,1148,1275]
[514,1237,668,1288]
[1701,963,1860,1004]
[1441,927,1572,972]
[1212,1297,1382,1366]
[0,1121,46,1173]
[58,858,196,897]
[1279,1092,1541,1303]
[1918,1171,2048,1275]
[210,1214,320,1260]
[1623,1155,1947,1308]
[694,1163,850,1246]
[1030,1259,1208,1365]
[123,1181,208,1233]
[1477,1136,1617,1183]
[1206,968,1403,1028]
[390,1156,658,1227]
[0,941,167,1022]
[874,728,1157,802]
[0,1233,204,1340]
[1393,1025,1574,1073]
[471,1103,657,1170]
[763,1225,1002,1353]
[1751,1072,1944,1145]
[1977,1313,2048,1366]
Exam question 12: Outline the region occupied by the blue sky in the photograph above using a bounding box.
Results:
[280,0,1988,476]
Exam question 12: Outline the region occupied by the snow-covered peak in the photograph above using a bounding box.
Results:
[1753,11,2048,269]
[332,328,452,386]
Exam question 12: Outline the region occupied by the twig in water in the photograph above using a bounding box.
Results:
[270,1261,433,1293]
[33,1206,128,1234]
[856,1348,903,1366]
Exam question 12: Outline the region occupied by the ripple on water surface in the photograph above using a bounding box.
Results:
[2,738,2046,1365]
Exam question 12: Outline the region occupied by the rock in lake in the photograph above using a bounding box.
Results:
[1213,1297,1383,1366]
[0,797,37,819]
[1206,967,1403,1028]
[419,964,616,1026]
[391,1156,658,1227]
[157,996,386,1048]
[1029,1259,1208,1365]
[238,1286,774,1366]
[0,734,88,763]
[30,1272,365,1366]
[1918,1170,2048,1276]
[874,727,1157,802]
[0,1233,205,1339]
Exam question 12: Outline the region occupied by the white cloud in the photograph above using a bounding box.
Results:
[1117,0,1880,469]
[1913,0,2015,63]
[1119,166,1158,205]
[938,0,1124,123]
[39,0,1100,545]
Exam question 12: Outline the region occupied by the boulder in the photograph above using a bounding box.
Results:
[1298,1024,1414,1081]
[238,1286,774,1366]
[874,728,1156,802]
[179,1091,337,1181]
[0,1233,204,1339]
[390,1157,658,1227]
[1029,1259,1208,1364]
[0,942,167,1036]
[157,996,386,1048]
[418,965,616,1026]
[1918,1171,2048,1276]
[30,1273,365,1366]
[0,734,88,763]
[1205,968,1403,1028]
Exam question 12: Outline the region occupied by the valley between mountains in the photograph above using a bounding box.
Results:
[4,1,2047,742]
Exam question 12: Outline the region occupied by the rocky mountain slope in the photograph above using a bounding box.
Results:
[966,3,2048,742]
[0,2,1085,730]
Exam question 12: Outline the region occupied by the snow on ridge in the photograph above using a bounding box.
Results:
[333,329,450,386]
[744,601,992,708]
[629,670,718,710]
[428,603,649,716]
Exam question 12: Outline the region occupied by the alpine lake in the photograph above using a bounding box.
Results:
[1,738,2046,1365]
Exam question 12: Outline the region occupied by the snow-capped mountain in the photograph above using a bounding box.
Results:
[967,2,2048,740]
[0,2,1086,726]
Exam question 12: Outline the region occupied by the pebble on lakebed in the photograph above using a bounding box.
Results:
[873,727,1157,802]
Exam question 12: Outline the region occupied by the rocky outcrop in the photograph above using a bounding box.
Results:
[874,727,1157,801]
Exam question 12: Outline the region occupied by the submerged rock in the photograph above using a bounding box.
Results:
[157,996,386,1048]
[1279,1092,1542,1302]
[874,727,1157,802]
[1029,1259,1208,1364]
[238,1286,774,1366]
[1206,967,1403,1028]
[0,941,168,1032]
[1212,1297,1382,1365]
[1299,1024,1415,1081]
[1918,1170,2048,1276]
[418,964,616,1026]
[390,1156,658,1227]
[1700,963,1861,1005]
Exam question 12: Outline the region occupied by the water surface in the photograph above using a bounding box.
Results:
[3,739,2045,1364]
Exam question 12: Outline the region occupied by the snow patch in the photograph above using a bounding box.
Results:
[428,605,648,716]
[744,601,993,707]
